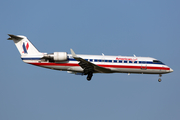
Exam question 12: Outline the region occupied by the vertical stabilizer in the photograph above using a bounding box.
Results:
[8,34,41,55]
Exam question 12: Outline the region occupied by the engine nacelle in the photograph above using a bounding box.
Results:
[53,52,68,61]
[43,52,68,62]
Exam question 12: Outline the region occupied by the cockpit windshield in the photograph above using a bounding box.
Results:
[153,60,164,64]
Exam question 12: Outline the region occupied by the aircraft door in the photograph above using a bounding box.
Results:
[141,61,147,70]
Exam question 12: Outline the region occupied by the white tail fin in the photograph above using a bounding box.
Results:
[8,34,41,55]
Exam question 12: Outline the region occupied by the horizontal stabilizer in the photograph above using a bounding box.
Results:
[7,34,23,40]
[7,34,41,55]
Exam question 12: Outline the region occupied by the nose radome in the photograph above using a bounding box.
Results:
[170,68,174,72]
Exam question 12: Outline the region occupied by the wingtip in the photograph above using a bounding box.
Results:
[70,49,77,57]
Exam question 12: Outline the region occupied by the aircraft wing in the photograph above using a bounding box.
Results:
[70,49,112,73]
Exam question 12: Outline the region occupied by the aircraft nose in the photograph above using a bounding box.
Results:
[170,68,174,72]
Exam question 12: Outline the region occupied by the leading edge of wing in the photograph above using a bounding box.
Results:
[70,49,112,73]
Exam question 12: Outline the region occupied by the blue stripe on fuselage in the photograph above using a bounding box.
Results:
[21,58,41,60]
[21,58,165,65]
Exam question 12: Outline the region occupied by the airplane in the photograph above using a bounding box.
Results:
[7,34,173,82]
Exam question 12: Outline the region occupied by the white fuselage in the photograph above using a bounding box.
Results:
[21,54,172,74]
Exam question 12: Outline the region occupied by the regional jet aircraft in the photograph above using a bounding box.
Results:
[8,34,173,82]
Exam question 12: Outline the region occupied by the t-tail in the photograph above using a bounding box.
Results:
[8,34,41,55]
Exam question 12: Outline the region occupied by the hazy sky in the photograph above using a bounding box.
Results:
[1,0,180,120]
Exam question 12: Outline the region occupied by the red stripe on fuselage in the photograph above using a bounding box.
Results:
[29,63,170,70]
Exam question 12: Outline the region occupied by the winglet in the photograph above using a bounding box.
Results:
[70,49,77,58]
